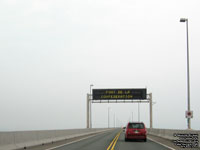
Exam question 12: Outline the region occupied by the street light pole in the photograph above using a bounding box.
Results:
[108,107,110,128]
[138,103,140,122]
[114,113,115,128]
[90,84,94,128]
[180,18,191,129]
[132,112,133,122]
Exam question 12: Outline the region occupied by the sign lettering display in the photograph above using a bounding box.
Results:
[92,89,146,100]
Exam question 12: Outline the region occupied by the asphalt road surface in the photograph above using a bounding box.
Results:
[44,129,171,150]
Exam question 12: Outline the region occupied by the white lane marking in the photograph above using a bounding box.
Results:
[45,134,98,150]
[147,137,176,150]
[45,131,111,150]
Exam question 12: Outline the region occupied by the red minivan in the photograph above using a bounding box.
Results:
[125,122,147,142]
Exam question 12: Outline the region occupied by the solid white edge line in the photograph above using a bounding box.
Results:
[147,137,176,150]
[45,130,111,150]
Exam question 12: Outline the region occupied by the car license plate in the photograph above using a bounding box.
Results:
[134,130,139,133]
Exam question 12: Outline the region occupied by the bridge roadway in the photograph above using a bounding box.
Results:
[29,129,172,150]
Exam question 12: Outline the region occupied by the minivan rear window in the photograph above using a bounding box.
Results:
[128,123,144,129]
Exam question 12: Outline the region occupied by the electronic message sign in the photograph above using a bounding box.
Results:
[92,89,146,100]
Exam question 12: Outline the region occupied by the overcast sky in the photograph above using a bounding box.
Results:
[0,0,200,131]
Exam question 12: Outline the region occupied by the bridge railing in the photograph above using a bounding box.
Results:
[147,128,200,148]
[147,128,200,140]
[0,128,113,150]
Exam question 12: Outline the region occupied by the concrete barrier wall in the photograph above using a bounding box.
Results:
[147,128,200,140]
[0,128,112,150]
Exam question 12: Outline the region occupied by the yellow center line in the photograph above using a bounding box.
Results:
[111,131,122,150]
[106,133,119,150]
[107,130,122,150]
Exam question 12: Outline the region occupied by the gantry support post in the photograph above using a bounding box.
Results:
[149,93,153,128]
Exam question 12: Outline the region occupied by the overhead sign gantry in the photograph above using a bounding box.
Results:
[86,88,153,129]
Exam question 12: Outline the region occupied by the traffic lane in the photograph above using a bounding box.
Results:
[51,129,121,150]
[115,133,171,150]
